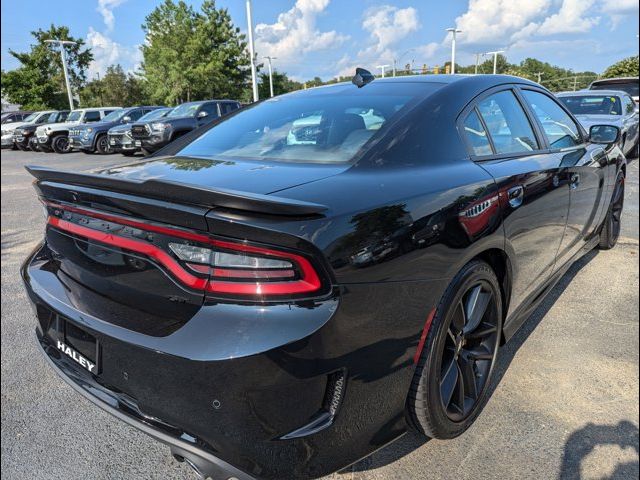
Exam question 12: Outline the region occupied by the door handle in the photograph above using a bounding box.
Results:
[507,185,524,208]
[570,173,580,189]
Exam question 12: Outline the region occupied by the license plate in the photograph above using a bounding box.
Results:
[135,140,141,147]
[55,318,99,374]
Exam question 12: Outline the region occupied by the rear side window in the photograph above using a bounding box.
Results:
[522,90,582,149]
[463,110,492,156]
[84,111,101,122]
[477,90,539,154]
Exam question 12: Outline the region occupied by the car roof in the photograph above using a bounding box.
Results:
[591,77,639,84]
[557,90,631,97]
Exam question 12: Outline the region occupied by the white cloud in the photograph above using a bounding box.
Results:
[86,27,142,79]
[97,0,127,32]
[362,5,420,54]
[255,0,348,67]
[600,0,639,14]
[537,0,600,35]
[454,0,553,46]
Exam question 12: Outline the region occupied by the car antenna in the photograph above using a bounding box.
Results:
[352,68,375,88]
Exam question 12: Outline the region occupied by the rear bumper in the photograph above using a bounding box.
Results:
[36,332,256,480]
[22,242,435,478]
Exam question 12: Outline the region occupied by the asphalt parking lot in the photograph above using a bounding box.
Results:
[1,149,638,480]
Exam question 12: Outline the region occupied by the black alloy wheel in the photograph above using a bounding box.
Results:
[51,134,71,154]
[407,260,503,439]
[438,281,500,422]
[599,173,625,250]
[95,134,111,154]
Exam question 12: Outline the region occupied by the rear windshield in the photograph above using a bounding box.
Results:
[559,95,623,115]
[591,81,639,97]
[177,83,440,163]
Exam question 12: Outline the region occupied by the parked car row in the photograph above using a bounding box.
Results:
[2,98,241,156]
[553,77,640,159]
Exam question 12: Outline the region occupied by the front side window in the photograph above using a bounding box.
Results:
[463,109,492,156]
[176,83,438,163]
[198,103,219,118]
[477,90,539,154]
[84,111,101,122]
[523,90,581,149]
[558,95,622,116]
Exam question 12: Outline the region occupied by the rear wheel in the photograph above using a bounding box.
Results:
[598,172,625,250]
[51,134,71,154]
[407,260,503,439]
[95,134,111,154]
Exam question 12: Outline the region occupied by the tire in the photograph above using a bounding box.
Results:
[16,143,29,151]
[95,134,111,154]
[51,134,71,154]
[407,259,503,439]
[598,172,625,250]
[28,139,40,152]
[141,148,155,156]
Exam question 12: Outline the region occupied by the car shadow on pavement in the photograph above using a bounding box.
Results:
[348,249,601,474]
[559,420,639,480]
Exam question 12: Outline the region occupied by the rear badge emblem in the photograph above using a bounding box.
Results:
[56,340,96,373]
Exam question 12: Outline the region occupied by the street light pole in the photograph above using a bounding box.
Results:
[245,0,259,102]
[263,56,277,97]
[474,53,483,74]
[446,28,462,74]
[376,65,390,78]
[45,39,76,110]
[486,50,505,75]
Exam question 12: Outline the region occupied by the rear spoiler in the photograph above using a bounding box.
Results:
[25,165,328,217]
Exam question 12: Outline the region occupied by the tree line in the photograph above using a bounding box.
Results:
[1,0,638,111]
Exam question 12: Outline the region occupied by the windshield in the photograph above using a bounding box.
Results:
[22,112,39,122]
[176,83,438,164]
[139,108,171,122]
[46,112,58,122]
[591,81,639,97]
[166,103,201,118]
[559,95,623,116]
[101,109,124,122]
[66,111,83,122]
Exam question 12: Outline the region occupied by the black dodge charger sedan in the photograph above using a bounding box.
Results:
[22,74,626,480]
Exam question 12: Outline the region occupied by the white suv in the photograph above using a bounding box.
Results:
[36,107,120,153]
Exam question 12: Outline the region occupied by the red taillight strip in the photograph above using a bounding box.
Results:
[46,205,323,296]
[48,216,209,290]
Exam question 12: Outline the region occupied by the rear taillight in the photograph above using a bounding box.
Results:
[44,201,324,299]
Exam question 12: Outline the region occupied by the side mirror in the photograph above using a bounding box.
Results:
[589,125,620,145]
[197,111,208,118]
[122,116,131,123]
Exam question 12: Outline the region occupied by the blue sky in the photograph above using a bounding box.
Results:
[2,0,639,82]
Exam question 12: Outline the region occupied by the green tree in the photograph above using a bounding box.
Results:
[0,24,92,109]
[602,56,639,79]
[140,0,251,105]
[79,65,149,107]
[258,71,302,98]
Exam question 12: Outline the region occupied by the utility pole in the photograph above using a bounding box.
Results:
[45,39,76,110]
[245,0,259,102]
[263,56,277,97]
[376,65,390,78]
[486,50,505,75]
[536,72,543,84]
[446,28,463,74]
[573,76,578,91]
